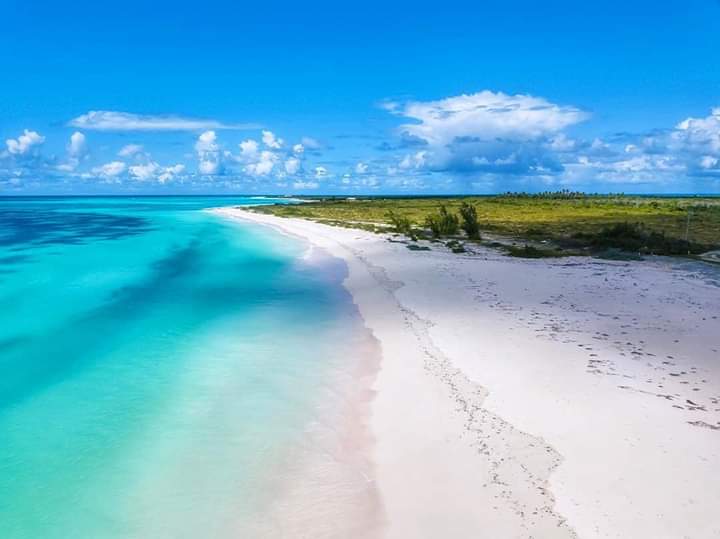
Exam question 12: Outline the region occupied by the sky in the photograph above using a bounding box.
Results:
[1,0,720,195]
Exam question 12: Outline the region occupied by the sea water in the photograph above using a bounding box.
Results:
[0,197,379,538]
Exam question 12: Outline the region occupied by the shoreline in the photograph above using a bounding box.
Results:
[221,216,385,538]
[213,206,720,538]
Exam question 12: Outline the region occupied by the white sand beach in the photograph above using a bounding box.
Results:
[214,207,720,539]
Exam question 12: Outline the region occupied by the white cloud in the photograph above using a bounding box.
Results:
[293,180,319,190]
[355,162,369,174]
[399,151,427,170]
[314,166,328,178]
[548,133,577,152]
[672,107,720,175]
[92,161,126,178]
[261,130,284,149]
[128,162,185,182]
[238,139,259,160]
[292,143,304,154]
[68,132,87,158]
[118,144,145,158]
[129,162,160,181]
[301,136,322,150]
[386,91,588,176]
[56,131,88,172]
[197,160,219,175]
[69,111,259,131]
[394,91,588,145]
[245,150,277,176]
[158,164,185,183]
[675,107,720,153]
[195,130,219,153]
[195,130,223,175]
[6,129,45,156]
[700,155,719,169]
[284,157,301,175]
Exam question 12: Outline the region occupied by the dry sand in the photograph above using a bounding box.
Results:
[214,207,720,539]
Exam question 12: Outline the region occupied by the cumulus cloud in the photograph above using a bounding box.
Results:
[118,144,145,158]
[158,164,186,183]
[565,106,720,184]
[238,139,259,160]
[301,136,322,150]
[386,91,588,176]
[314,166,328,178]
[262,130,284,149]
[69,111,260,131]
[56,131,88,172]
[355,162,369,174]
[68,132,87,158]
[195,130,223,175]
[675,107,720,153]
[6,129,45,156]
[398,151,427,170]
[292,143,304,154]
[672,107,720,175]
[245,150,277,176]
[129,161,185,182]
[284,157,301,175]
[293,180,319,190]
[234,137,286,176]
[91,161,126,179]
[395,91,588,144]
[128,162,160,181]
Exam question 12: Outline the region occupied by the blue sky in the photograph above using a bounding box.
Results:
[1,0,720,194]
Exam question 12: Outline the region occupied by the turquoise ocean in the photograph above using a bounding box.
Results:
[0,197,376,538]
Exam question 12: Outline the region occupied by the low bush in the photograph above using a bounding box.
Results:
[459,202,481,239]
[572,222,709,255]
[425,205,459,237]
[385,210,412,235]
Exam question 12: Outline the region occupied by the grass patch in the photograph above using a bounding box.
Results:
[253,194,720,256]
[568,222,711,255]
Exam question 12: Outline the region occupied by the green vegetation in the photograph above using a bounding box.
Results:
[385,210,413,235]
[252,194,720,258]
[425,205,459,237]
[459,202,481,239]
[568,222,709,255]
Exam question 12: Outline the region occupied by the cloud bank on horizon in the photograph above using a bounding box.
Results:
[2,91,720,194]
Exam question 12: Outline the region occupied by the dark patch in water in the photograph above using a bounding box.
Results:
[0,209,152,248]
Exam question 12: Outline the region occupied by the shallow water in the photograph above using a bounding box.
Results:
[0,197,377,538]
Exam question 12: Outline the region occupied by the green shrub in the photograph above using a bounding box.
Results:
[425,205,459,237]
[459,202,481,239]
[385,210,412,235]
[572,222,709,255]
